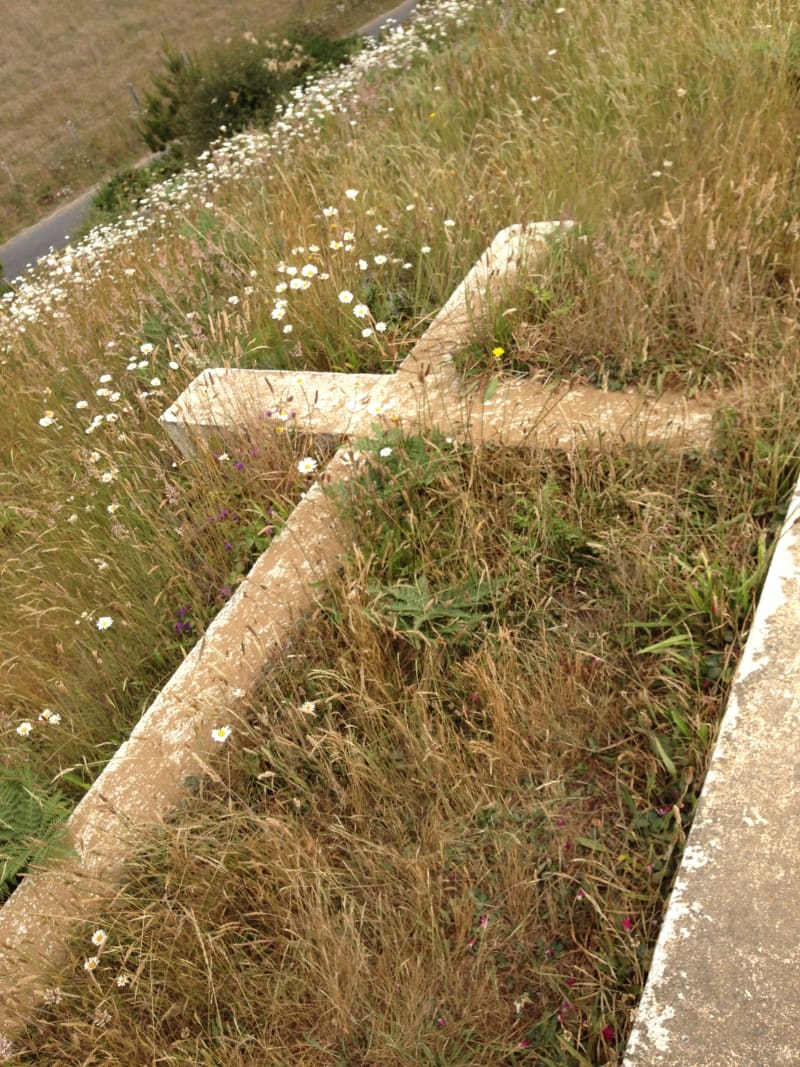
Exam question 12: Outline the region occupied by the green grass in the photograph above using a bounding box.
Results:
[2,0,800,1058]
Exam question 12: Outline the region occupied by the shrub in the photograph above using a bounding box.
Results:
[139,31,359,161]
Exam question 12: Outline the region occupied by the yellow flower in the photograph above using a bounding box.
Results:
[491,346,505,358]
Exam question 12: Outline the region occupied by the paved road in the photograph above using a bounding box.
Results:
[358,0,417,37]
[0,176,138,283]
[0,0,418,284]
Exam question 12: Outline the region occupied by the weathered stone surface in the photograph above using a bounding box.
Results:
[161,368,391,455]
[624,473,800,1066]
[164,365,717,454]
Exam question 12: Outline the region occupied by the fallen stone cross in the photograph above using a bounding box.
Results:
[0,221,741,1048]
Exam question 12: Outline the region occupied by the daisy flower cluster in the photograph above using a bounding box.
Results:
[265,193,412,364]
[35,339,184,449]
[82,926,131,989]
[15,706,65,739]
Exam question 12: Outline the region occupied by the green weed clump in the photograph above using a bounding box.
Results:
[0,766,73,898]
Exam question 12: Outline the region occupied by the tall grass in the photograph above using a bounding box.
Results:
[13,375,800,1061]
[1,0,800,1057]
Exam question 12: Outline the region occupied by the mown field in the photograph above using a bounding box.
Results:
[1,0,800,1061]
[0,0,391,242]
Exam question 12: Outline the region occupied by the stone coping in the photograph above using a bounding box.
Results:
[623,468,800,1066]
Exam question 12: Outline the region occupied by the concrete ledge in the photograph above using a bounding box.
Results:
[624,471,800,1065]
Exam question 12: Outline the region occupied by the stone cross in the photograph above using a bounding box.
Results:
[0,222,719,1035]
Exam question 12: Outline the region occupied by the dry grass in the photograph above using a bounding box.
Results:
[1,0,800,1058]
[13,386,800,1062]
[0,0,390,241]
